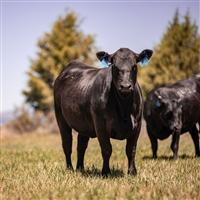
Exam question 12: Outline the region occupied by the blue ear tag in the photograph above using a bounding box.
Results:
[155,100,161,108]
[100,58,109,68]
[139,56,149,67]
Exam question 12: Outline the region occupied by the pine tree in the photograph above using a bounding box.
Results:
[23,11,96,112]
[138,10,200,96]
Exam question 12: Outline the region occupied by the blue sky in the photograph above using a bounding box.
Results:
[1,0,200,112]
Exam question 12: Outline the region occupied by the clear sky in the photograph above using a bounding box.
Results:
[1,0,199,112]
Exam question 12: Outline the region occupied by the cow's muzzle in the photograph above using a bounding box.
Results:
[119,83,132,94]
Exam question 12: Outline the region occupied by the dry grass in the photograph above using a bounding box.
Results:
[1,129,200,200]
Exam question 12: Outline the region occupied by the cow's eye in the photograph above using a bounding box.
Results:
[113,66,119,74]
[132,66,137,72]
[164,111,173,119]
[132,68,137,76]
[119,70,124,75]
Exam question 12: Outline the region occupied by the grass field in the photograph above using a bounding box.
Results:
[1,129,200,200]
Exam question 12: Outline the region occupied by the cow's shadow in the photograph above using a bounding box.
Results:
[80,165,124,178]
[142,154,195,160]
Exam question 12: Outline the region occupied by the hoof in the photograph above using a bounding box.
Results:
[173,155,178,160]
[76,166,84,172]
[102,169,111,177]
[67,164,74,171]
[152,155,157,159]
[128,168,137,176]
[195,153,200,157]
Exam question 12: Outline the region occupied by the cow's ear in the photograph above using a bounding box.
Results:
[137,49,153,66]
[96,51,111,68]
[155,99,163,108]
[154,93,164,109]
[96,51,110,62]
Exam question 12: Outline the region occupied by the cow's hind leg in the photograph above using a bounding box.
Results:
[55,107,73,170]
[146,125,158,159]
[76,134,89,170]
[189,125,200,157]
[170,131,180,160]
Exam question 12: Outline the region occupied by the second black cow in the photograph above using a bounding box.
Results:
[144,74,200,159]
[54,48,153,176]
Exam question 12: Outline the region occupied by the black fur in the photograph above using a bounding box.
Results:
[144,74,200,159]
[54,48,153,175]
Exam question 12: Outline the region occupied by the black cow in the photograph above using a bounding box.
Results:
[144,74,200,159]
[54,48,153,176]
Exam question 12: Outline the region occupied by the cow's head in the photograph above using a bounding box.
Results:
[96,48,153,95]
[154,93,182,131]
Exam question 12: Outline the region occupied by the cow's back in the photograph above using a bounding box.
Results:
[178,75,200,130]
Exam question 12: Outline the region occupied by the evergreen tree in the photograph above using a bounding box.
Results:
[138,10,200,96]
[23,11,96,112]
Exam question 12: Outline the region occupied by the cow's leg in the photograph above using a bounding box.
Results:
[146,125,158,159]
[92,115,112,176]
[189,125,200,157]
[126,134,139,176]
[126,119,141,176]
[170,131,180,160]
[55,107,73,170]
[76,134,89,170]
[60,124,73,169]
[98,136,112,176]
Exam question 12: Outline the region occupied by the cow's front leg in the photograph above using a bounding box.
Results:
[98,136,112,176]
[147,125,158,159]
[126,131,140,176]
[171,131,180,160]
[93,115,112,176]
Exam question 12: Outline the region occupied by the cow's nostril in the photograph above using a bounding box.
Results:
[120,84,131,90]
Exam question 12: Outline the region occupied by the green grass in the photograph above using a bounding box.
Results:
[1,130,200,200]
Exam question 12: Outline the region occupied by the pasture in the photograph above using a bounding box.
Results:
[1,128,200,200]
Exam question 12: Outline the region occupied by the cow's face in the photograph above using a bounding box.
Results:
[154,95,182,131]
[96,48,153,95]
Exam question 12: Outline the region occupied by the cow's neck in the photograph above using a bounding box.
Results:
[111,83,133,121]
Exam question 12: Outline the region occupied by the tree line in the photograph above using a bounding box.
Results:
[23,10,200,112]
